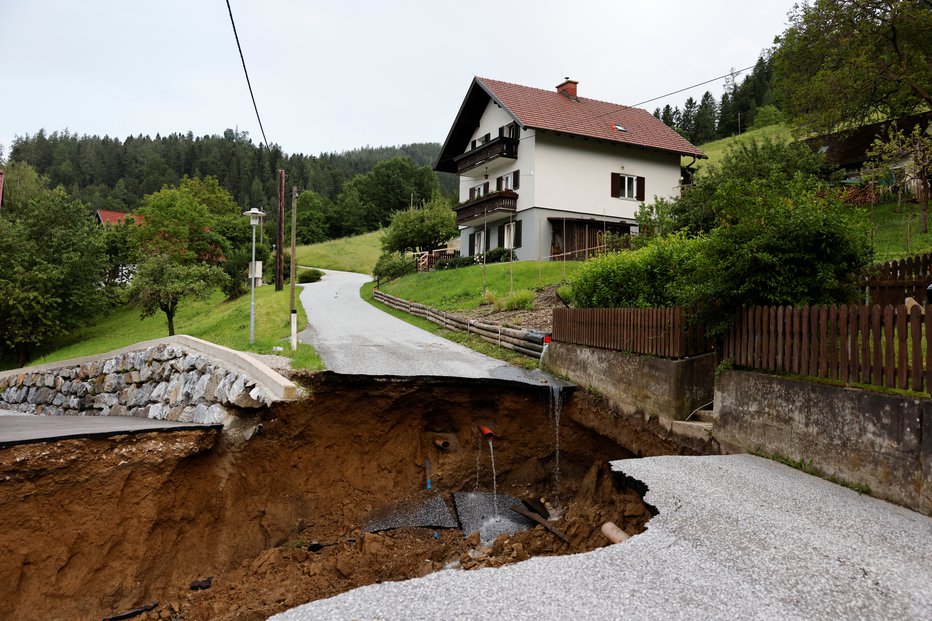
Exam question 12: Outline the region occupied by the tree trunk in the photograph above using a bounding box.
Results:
[167,311,175,336]
[923,187,930,235]
[17,346,29,369]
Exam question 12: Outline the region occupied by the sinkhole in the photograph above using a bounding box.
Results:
[1,372,673,621]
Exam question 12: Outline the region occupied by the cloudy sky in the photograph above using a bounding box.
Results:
[1,0,797,157]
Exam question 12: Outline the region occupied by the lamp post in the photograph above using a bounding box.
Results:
[243,208,265,344]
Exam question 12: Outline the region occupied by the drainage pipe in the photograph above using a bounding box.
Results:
[601,521,630,544]
[433,437,451,449]
[479,425,495,439]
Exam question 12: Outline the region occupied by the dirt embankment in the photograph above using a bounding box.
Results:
[0,373,684,621]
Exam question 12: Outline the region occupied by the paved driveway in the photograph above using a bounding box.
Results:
[297,269,553,385]
[273,454,932,621]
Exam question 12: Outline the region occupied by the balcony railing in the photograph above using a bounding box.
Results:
[453,136,518,174]
[453,190,518,226]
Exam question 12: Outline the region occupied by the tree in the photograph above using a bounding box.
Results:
[130,186,230,335]
[693,91,719,144]
[774,0,932,134]
[867,123,932,233]
[336,156,440,232]
[380,195,458,254]
[291,190,332,244]
[130,253,228,336]
[0,180,107,365]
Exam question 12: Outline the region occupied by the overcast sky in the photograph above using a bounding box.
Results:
[0,0,798,157]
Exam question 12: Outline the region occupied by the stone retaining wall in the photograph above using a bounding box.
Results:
[0,343,275,425]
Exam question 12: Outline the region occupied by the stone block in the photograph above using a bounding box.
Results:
[44,374,56,388]
[132,383,154,407]
[150,381,168,403]
[119,385,137,404]
[52,393,65,407]
[110,405,130,417]
[102,358,117,374]
[139,364,153,382]
[178,406,196,423]
[191,373,211,403]
[94,393,120,409]
[148,403,166,420]
[102,373,122,393]
[128,370,141,384]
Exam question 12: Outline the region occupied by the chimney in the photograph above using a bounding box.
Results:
[556,77,578,100]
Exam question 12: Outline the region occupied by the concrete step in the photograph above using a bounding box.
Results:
[691,409,718,423]
[670,420,714,440]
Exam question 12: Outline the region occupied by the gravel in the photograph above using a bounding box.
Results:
[271,454,932,621]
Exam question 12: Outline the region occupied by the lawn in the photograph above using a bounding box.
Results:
[867,200,932,263]
[378,259,583,311]
[295,230,382,275]
[686,123,794,169]
[26,285,323,370]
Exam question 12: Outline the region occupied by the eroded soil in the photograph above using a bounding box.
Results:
[0,373,683,621]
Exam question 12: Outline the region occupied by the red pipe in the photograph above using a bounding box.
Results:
[479,425,495,439]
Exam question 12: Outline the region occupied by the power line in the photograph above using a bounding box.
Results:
[225,0,270,151]
[628,64,757,108]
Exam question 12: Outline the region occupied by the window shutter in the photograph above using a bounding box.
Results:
[469,187,476,200]
[513,170,520,190]
[611,173,621,198]
[497,224,505,248]
[636,176,646,201]
[468,233,475,256]
[514,220,522,249]
[484,133,491,143]
[483,181,490,194]
[496,176,503,192]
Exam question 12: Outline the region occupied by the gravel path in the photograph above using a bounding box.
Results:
[272,454,932,621]
[297,269,554,385]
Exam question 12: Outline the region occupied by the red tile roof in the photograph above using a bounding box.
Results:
[476,77,705,158]
[96,209,144,225]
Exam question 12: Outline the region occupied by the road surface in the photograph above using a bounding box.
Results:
[298,269,555,385]
[273,453,932,621]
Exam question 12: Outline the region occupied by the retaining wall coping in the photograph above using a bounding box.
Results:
[0,335,298,402]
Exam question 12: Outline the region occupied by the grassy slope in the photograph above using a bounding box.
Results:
[295,230,382,274]
[29,286,323,370]
[379,260,583,311]
[686,123,794,168]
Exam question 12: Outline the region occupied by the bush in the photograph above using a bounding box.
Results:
[480,247,517,264]
[435,255,477,270]
[297,268,324,284]
[373,252,415,282]
[498,289,536,311]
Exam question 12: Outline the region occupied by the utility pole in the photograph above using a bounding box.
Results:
[276,169,285,291]
[290,186,298,350]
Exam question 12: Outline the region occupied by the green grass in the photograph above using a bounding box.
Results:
[867,200,932,263]
[685,123,794,169]
[360,282,538,370]
[752,449,871,495]
[295,230,383,275]
[27,286,324,371]
[379,260,583,311]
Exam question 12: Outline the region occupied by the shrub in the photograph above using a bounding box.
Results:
[373,252,415,282]
[297,268,324,284]
[435,255,476,270]
[480,247,517,264]
[499,289,536,311]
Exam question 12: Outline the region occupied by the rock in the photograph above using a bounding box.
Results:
[335,556,354,578]
[129,370,141,384]
[73,382,90,398]
[167,375,184,405]
[94,393,119,409]
[139,364,153,382]
[110,405,130,417]
[464,531,481,548]
[132,383,154,407]
[492,534,509,556]
[102,358,117,374]
[512,542,529,561]
[43,374,56,388]
[203,404,226,425]
[149,381,168,403]
[167,406,186,421]
[191,374,211,403]
[148,403,166,420]
[102,373,122,393]
[120,385,137,405]
[179,406,196,422]
[51,393,65,407]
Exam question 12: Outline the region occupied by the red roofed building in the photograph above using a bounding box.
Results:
[95,209,144,226]
[435,77,704,260]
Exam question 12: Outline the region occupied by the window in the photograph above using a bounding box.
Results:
[495,170,520,191]
[610,172,645,201]
[469,230,486,256]
[468,181,490,201]
[497,220,522,249]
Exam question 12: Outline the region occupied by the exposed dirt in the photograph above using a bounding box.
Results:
[0,373,683,621]
[456,285,566,332]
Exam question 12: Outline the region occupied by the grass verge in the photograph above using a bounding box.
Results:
[27,286,324,371]
[379,260,583,312]
[752,449,871,495]
[295,230,382,275]
[360,281,539,370]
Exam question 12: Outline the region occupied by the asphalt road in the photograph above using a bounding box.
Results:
[272,454,932,621]
[0,410,219,447]
[297,269,555,385]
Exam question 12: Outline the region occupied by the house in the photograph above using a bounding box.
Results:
[95,209,144,225]
[434,77,704,260]
[803,111,932,183]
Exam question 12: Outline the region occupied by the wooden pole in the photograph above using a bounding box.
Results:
[276,169,285,291]
[290,185,298,350]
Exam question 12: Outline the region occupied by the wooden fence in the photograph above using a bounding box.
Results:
[865,252,932,306]
[551,307,714,358]
[723,304,932,394]
[372,290,546,358]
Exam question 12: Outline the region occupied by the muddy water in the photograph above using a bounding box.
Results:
[0,372,694,621]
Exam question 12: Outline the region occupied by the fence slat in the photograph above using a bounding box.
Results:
[884,305,895,388]
[910,305,922,392]
[839,306,848,382]
[897,305,908,390]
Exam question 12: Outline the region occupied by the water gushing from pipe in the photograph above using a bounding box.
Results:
[488,438,499,518]
[551,385,563,502]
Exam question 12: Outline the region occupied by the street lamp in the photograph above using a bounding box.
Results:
[243,207,265,344]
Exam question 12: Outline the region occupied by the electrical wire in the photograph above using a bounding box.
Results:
[628,64,757,108]
[225,0,270,151]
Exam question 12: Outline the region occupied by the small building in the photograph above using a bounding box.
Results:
[434,77,704,260]
[95,209,144,226]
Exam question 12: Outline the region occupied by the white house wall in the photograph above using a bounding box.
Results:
[533,133,682,219]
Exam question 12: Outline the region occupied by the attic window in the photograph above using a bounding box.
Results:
[614,123,627,132]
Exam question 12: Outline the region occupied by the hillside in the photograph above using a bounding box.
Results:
[685,123,793,168]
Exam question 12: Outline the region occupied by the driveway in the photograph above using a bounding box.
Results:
[273,453,932,621]
[297,269,554,385]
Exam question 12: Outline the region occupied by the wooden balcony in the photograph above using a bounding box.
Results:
[453,136,518,174]
[454,190,517,226]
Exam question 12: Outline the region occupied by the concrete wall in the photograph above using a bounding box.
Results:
[542,341,716,421]
[715,370,932,516]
